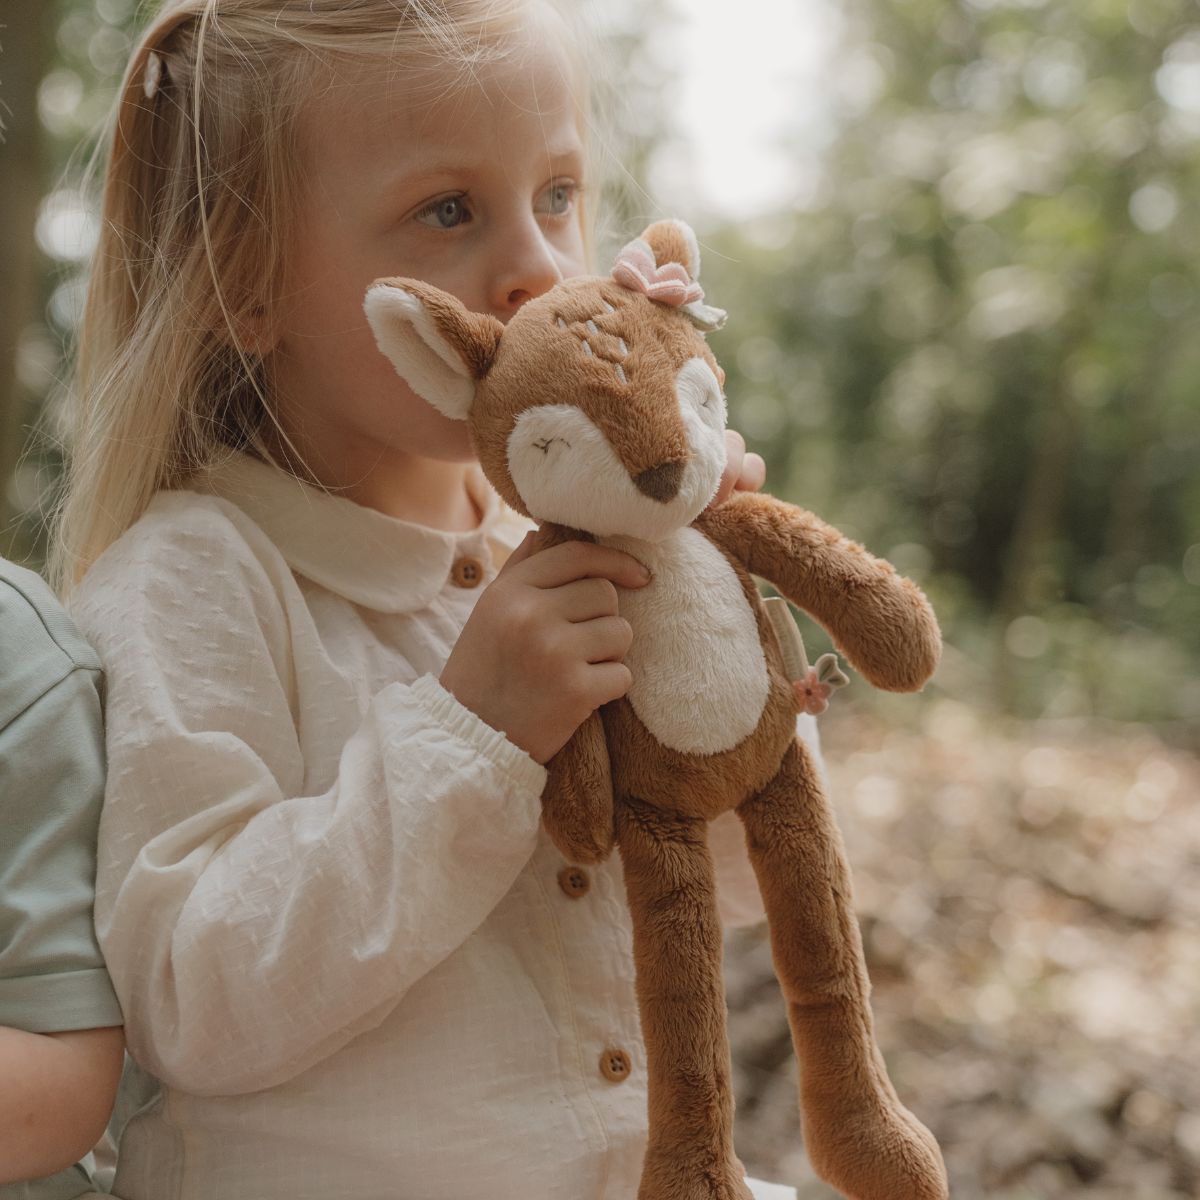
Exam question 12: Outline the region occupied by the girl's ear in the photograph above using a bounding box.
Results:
[364,279,504,421]
[232,307,280,358]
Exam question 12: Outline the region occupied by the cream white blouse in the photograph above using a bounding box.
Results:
[71,455,809,1200]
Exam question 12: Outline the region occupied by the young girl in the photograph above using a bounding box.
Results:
[56,2,803,1196]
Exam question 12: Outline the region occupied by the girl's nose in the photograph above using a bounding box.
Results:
[489,225,563,317]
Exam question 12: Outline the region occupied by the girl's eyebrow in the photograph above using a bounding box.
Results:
[378,165,468,198]
[377,145,585,202]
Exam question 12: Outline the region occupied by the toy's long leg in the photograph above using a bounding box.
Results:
[616,796,753,1200]
[737,739,948,1200]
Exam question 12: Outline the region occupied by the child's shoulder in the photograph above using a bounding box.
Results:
[94,480,280,572]
[71,477,298,638]
[0,557,92,664]
[0,558,100,732]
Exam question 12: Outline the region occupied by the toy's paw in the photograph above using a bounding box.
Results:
[541,809,615,865]
[637,1154,754,1200]
[807,1103,948,1200]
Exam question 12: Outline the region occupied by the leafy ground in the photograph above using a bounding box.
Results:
[725,698,1200,1199]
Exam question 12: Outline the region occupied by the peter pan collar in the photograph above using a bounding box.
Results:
[198,453,519,614]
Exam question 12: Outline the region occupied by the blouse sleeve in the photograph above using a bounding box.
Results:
[71,499,547,1098]
[709,713,824,929]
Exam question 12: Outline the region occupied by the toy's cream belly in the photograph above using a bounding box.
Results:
[600,527,770,756]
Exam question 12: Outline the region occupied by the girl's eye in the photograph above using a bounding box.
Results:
[415,195,472,229]
[537,181,578,217]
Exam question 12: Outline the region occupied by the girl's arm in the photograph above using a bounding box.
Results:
[0,1025,124,1185]
[72,498,554,1098]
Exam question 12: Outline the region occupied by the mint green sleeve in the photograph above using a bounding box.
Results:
[0,563,121,1034]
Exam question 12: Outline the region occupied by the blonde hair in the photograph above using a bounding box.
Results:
[51,0,591,590]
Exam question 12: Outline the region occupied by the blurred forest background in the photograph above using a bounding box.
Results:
[0,0,1197,1197]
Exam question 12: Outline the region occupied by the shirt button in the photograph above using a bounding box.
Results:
[557,866,590,899]
[450,556,485,588]
[600,1047,632,1083]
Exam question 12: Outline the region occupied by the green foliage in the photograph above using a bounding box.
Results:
[4,0,144,562]
[9,0,1200,727]
[703,0,1200,728]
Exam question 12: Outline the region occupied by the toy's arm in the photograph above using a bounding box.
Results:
[542,712,616,864]
[698,492,941,692]
[530,522,616,864]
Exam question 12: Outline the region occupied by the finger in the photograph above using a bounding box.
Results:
[736,452,766,493]
[519,540,651,591]
[710,438,743,509]
[554,577,622,622]
[711,472,733,508]
[580,660,634,705]
[571,615,634,663]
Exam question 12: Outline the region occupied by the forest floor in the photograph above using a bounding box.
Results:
[725,697,1200,1200]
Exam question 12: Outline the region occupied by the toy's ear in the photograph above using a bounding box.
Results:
[621,219,726,332]
[639,218,702,279]
[364,279,504,421]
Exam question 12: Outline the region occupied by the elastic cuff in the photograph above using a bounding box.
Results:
[408,674,547,797]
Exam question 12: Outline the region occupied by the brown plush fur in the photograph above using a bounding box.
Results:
[368,220,949,1200]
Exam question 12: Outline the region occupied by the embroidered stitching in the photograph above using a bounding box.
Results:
[554,308,631,386]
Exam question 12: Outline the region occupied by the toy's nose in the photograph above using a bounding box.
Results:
[633,461,685,503]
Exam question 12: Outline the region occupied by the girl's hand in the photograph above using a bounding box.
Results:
[440,535,650,763]
[708,429,766,509]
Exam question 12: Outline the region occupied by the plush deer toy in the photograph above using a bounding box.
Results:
[365,220,948,1200]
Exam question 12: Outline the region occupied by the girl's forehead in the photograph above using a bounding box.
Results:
[299,26,582,170]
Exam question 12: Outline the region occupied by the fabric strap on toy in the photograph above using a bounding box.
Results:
[762,597,849,717]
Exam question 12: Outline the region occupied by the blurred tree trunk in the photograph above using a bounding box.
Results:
[1102,333,1179,605]
[990,308,1093,709]
[0,0,53,557]
[991,179,1125,703]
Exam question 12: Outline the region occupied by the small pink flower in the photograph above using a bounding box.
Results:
[793,669,833,716]
[612,242,704,307]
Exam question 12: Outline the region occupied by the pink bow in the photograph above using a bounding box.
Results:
[612,242,704,307]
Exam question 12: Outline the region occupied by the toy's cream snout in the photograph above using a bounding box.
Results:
[502,347,726,540]
[364,219,730,541]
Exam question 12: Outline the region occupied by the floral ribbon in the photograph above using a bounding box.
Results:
[792,654,851,717]
[761,597,850,716]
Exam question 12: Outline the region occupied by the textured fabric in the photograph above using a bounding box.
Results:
[0,558,122,1200]
[70,454,817,1199]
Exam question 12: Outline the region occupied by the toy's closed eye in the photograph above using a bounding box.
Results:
[675,357,725,421]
